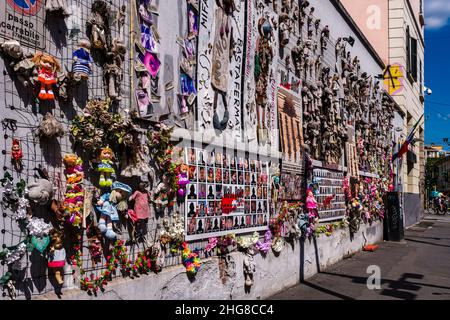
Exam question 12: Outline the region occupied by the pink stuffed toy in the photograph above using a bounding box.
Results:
[306,189,318,217]
[177,165,190,197]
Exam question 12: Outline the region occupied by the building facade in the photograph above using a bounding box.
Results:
[0,0,397,300]
[342,0,425,227]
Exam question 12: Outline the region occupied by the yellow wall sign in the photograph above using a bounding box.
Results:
[383,64,404,95]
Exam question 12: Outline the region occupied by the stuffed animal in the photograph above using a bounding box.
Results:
[1,40,36,86]
[176,164,190,198]
[37,113,65,138]
[128,182,151,241]
[95,181,131,240]
[47,229,66,285]
[45,0,70,16]
[305,189,318,217]
[86,0,110,50]
[63,154,84,185]
[0,40,25,61]
[27,179,54,205]
[96,147,115,188]
[31,52,61,101]
[72,39,93,81]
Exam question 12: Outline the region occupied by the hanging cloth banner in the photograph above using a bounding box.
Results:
[197,0,245,139]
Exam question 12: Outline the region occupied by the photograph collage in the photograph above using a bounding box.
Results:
[312,168,347,221]
[184,148,271,240]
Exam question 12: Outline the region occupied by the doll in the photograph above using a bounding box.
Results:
[306,189,318,218]
[63,154,84,185]
[96,147,115,188]
[95,181,132,240]
[176,165,190,198]
[31,52,61,101]
[129,182,151,241]
[152,174,170,211]
[45,0,70,15]
[47,229,66,285]
[72,39,93,81]
[87,226,102,265]
[11,139,23,171]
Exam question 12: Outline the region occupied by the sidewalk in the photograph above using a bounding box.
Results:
[268,215,450,300]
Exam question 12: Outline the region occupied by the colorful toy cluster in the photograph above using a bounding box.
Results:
[63,154,85,227]
[181,242,201,277]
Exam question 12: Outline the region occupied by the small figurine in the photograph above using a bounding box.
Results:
[31,52,61,101]
[96,147,115,188]
[11,139,23,171]
[47,229,66,285]
[72,39,93,82]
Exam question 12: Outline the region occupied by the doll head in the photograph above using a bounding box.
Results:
[78,38,91,51]
[99,147,114,161]
[32,52,61,72]
[110,181,132,210]
[49,229,63,250]
[63,154,80,168]
[138,181,149,192]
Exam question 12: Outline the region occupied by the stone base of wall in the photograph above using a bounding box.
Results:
[37,221,383,300]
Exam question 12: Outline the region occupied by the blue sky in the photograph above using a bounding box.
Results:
[424,0,450,145]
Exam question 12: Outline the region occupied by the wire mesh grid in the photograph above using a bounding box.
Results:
[0,0,209,299]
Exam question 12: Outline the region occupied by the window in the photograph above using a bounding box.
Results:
[410,37,418,82]
[406,26,418,83]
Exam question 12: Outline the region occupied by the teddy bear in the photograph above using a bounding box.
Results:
[31,52,61,101]
[63,154,84,185]
[95,181,132,240]
[47,229,66,285]
[27,179,54,205]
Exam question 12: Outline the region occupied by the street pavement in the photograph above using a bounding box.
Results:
[269,214,450,300]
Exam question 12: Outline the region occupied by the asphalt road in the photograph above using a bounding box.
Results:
[268,214,450,300]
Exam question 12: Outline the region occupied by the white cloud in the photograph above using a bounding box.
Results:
[425,0,450,29]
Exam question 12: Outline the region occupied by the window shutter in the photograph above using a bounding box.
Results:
[411,37,418,82]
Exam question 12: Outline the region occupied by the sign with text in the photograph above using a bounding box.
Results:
[1,0,45,49]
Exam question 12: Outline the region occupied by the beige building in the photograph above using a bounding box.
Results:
[342,0,425,226]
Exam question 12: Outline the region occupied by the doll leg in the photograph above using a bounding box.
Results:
[98,215,107,233]
[46,83,54,100]
[99,172,106,188]
[105,218,117,240]
[105,173,113,187]
[54,268,64,285]
[38,82,47,100]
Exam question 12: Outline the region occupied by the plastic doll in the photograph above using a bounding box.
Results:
[11,139,23,171]
[48,229,66,285]
[96,147,115,188]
